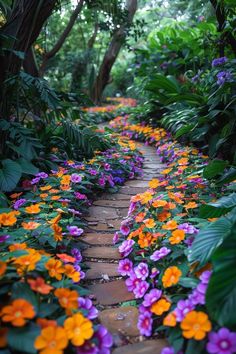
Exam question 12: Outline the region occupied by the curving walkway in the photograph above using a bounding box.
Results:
[82,143,168,353]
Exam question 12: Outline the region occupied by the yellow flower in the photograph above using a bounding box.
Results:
[148,179,159,189]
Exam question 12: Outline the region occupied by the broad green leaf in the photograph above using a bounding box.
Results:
[8,324,39,354]
[16,158,39,175]
[199,195,236,218]
[175,124,195,139]
[203,159,229,179]
[0,159,22,192]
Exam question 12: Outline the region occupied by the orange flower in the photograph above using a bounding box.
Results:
[151,298,171,315]
[61,175,71,185]
[138,232,154,248]
[64,313,94,346]
[158,211,171,222]
[60,185,71,191]
[0,261,7,277]
[152,199,167,208]
[0,212,17,226]
[25,203,41,214]
[49,189,60,194]
[148,179,159,189]
[22,221,41,230]
[161,168,173,175]
[35,326,68,354]
[56,254,76,263]
[140,191,153,204]
[181,311,212,340]
[51,195,61,201]
[54,288,78,315]
[51,223,63,242]
[0,299,35,326]
[37,318,57,329]
[144,218,156,228]
[64,264,80,282]
[9,242,27,251]
[0,328,8,348]
[169,229,185,244]
[162,266,182,288]
[14,249,41,275]
[163,312,177,327]
[165,202,176,210]
[40,193,48,199]
[162,220,178,230]
[40,185,52,191]
[178,157,188,165]
[48,213,62,225]
[10,192,23,199]
[185,202,198,209]
[27,277,53,295]
[135,212,146,222]
[45,259,64,280]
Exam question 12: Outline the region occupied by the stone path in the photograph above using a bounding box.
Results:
[82,144,167,352]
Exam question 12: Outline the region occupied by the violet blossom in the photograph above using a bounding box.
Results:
[150,247,171,261]
[143,289,162,307]
[137,310,153,337]
[118,258,133,276]
[71,173,82,183]
[134,262,149,280]
[133,280,149,298]
[13,198,27,210]
[118,239,135,257]
[207,327,236,354]
[78,297,98,319]
[67,225,84,236]
[212,56,228,67]
[174,299,195,322]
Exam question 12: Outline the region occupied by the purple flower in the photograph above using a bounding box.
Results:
[71,248,82,262]
[36,172,48,179]
[118,259,133,276]
[88,168,98,175]
[178,223,198,234]
[71,173,82,183]
[125,272,141,292]
[104,163,111,171]
[188,288,205,305]
[98,177,106,187]
[207,327,236,354]
[118,239,135,257]
[137,311,153,336]
[31,177,40,185]
[150,247,171,261]
[113,232,119,245]
[174,299,195,322]
[0,234,10,243]
[68,208,82,216]
[133,280,149,298]
[161,347,175,354]
[143,289,162,307]
[212,56,228,67]
[77,325,113,354]
[13,198,26,209]
[217,71,232,86]
[67,226,84,236]
[120,223,130,236]
[134,262,149,280]
[75,192,87,200]
[199,270,212,284]
[78,297,98,319]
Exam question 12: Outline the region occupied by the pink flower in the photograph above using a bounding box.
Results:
[118,259,133,276]
[134,262,149,280]
[143,289,162,307]
[71,173,82,183]
[174,299,195,322]
[133,280,149,298]
[150,247,171,261]
[118,239,134,257]
[207,328,236,354]
[137,311,153,336]
[120,223,130,236]
[125,272,141,292]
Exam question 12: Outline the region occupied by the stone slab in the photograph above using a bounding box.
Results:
[86,206,119,220]
[100,193,131,201]
[82,233,114,245]
[86,261,119,279]
[112,339,168,354]
[87,220,122,231]
[89,280,134,305]
[83,246,121,260]
[120,186,148,195]
[93,200,130,208]
[125,180,149,188]
[99,306,139,337]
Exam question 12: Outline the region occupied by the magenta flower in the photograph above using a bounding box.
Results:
[133,280,149,298]
[88,168,98,175]
[134,262,149,280]
[174,299,195,322]
[143,289,162,307]
[75,192,87,200]
[207,328,236,354]
[161,347,175,354]
[113,232,120,244]
[118,239,135,257]
[98,177,106,186]
[0,234,10,243]
[178,223,198,234]
[71,173,82,183]
[67,226,84,236]
[150,247,171,261]
[137,311,153,336]
[77,325,113,354]
[118,259,133,276]
[78,297,98,319]
[120,223,130,236]
[125,272,141,292]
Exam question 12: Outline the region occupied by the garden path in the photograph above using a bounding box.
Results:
[82,142,168,353]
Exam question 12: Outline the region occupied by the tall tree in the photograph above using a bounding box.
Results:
[91,0,138,103]
[39,0,84,77]
[0,0,57,118]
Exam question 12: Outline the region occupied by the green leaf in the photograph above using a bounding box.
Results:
[175,124,195,139]
[8,324,39,354]
[216,167,236,186]
[178,277,199,288]
[203,159,228,179]
[186,339,206,354]
[199,195,236,218]
[16,158,39,175]
[206,228,236,327]
[189,217,232,266]
[0,159,22,192]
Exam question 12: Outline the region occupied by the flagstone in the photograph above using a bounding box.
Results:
[86,261,119,279]
[112,339,168,354]
[93,200,130,208]
[82,233,114,245]
[83,246,121,260]
[89,280,134,305]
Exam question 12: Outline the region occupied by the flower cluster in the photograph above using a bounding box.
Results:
[111,116,236,354]
[0,129,143,353]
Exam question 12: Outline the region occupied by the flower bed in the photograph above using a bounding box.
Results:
[0,131,143,354]
[111,115,236,354]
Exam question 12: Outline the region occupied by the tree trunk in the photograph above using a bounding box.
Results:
[91,0,138,104]
[210,0,236,57]
[0,0,57,119]
[39,0,84,76]
[23,47,39,76]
